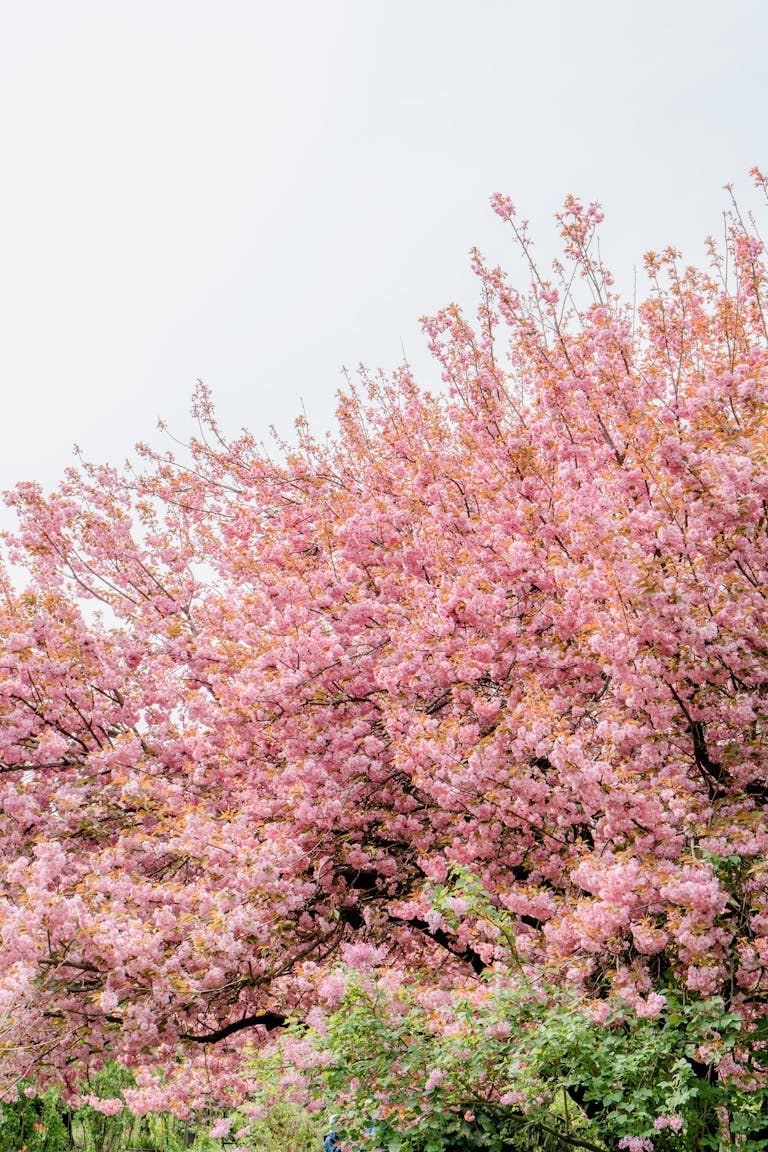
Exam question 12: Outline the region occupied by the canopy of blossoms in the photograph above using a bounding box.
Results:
[2,175,768,1115]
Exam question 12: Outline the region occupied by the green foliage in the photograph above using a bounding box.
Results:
[72,1064,137,1152]
[0,1067,322,1152]
[232,1101,323,1152]
[247,869,768,1151]
[290,976,768,1151]
[0,1066,198,1152]
[0,1088,71,1152]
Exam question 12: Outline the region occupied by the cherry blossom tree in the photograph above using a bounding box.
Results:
[3,173,768,1138]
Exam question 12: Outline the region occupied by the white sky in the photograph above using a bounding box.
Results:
[1,0,766,496]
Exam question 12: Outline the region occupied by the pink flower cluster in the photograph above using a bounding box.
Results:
[3,187,768,1112]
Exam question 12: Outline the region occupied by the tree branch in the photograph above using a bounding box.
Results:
[394,914,488,975]
[180,1011,288,1044]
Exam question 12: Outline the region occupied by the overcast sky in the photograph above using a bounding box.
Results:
[1,1,766,496]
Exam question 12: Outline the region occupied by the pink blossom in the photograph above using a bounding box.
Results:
[99,989,119,1014]
[4,185,768,1116]
[634,992,666,1019]
[499,1091,525,1106]
[339,942,388,969]
[653,1115,683,1131]
[208,1118,232,1139]
[318,973,347,1008]
[586,1001,612,1025]
[85,1096,124,1116]
[424,1068,445,1093]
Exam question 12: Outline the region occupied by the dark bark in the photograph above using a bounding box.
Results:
[397,914,487,974]
[180,1010,287,1044]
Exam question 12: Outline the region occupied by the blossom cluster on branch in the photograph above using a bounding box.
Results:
[2,175,768,1132]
